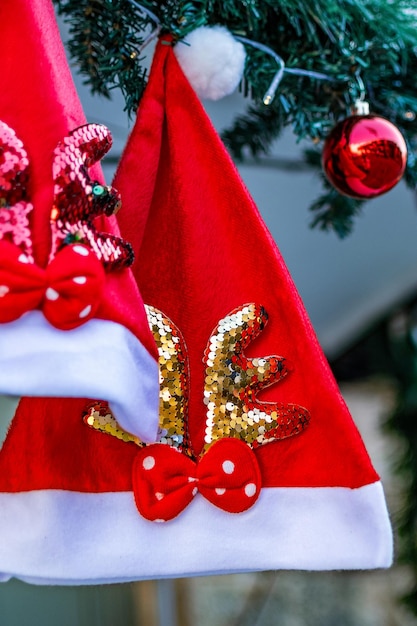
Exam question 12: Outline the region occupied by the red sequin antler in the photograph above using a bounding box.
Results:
[0,120,122,330]
[0,121,34,262]
[51,123,134,270]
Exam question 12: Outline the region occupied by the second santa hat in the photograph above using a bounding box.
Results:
[0,0,159,441]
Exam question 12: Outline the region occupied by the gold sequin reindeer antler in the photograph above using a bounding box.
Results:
[203,303,310,449]
[84,303,310,455]
[85,305,192,454]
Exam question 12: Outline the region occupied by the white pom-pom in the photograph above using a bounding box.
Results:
[174,26,246,101]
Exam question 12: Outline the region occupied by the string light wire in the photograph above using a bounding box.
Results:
[126,0,334,105]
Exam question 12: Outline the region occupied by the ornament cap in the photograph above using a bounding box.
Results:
[351,100,370,116]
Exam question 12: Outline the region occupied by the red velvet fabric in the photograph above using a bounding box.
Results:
[0,0,156,356]
[0,36,379,493]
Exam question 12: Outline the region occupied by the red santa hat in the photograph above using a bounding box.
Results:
[0,0,159,442]
[0,34,392,584]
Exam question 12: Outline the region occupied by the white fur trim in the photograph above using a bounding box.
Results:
[0,483,392,584]
[0,311,159,442]
[174,26,246,100]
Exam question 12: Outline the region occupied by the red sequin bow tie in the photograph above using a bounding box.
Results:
[0,240,105,330]
[132,438,261,522]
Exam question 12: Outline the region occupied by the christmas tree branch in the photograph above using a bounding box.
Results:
[54,0,417,237]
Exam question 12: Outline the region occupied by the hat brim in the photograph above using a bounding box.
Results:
[0,481,392,584]
[0,311,159,442]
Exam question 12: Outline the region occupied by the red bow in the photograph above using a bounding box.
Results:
[132,438,261,522]
[0,240,105,330]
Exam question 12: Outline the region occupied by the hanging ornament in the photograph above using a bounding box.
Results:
[174,25,246,100]
[322,101,408,199]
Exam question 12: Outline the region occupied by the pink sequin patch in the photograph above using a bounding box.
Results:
[50,123,133,270]
[0,122,34,261]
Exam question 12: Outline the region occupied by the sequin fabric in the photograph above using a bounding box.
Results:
[84,305,190,454]
[50,123,134,270]
[146,305,190,453]
[84,402,142,445]
[84,302,310,456]
[203,303,310,449]
[0,121,33,261]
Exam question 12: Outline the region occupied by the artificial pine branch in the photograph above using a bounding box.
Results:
[54,0,417,237]
[221,103,286,160]
[302,148,364,237]
[54,0,151,110]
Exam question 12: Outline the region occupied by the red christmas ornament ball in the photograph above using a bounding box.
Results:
[322,115,407,199]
